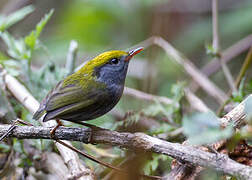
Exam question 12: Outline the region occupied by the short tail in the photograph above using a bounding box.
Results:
[33,108,46,120]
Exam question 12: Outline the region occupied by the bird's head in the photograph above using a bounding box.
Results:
[78,47,143,85]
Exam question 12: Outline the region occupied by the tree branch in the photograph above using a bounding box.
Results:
[1,124,252,179]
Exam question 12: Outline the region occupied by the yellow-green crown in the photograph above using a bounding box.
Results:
[77,50,128,74]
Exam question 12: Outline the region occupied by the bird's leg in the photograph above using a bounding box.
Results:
[50,119,63,139]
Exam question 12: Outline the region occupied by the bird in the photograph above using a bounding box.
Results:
[33,47,143,136]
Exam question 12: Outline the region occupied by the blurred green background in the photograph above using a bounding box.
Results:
[1,0,252,111]
[1,0,252,101]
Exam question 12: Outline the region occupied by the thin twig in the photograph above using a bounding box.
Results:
[0,120,16,141]
[212,0,219,52]
[219,59,237,93]
[190,34,252,93]
[212,0,237,93]
[65,40,78,76]
[124,87,173,105]
[0,118,36,141]
[202,34,252,77]
[216,47,252,116]
[184,88,210,112]
[235,46,252,88]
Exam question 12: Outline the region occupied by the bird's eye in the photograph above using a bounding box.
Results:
[110,58,119,65]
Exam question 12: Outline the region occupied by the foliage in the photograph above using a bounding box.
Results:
[121,82,185,130]
[0,7,54,77]
[143,154,170,175]
[0,143,11,153]
[0,7,55,175]
[25,9,54,53]
[0,5,34,32]
[183,111,233,145]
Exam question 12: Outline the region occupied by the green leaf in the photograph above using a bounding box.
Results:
[13,138,23,153]
[143,154,168,175]
[0,143,11,153]
[0,51,8,61]
[0,5,34,32]
[35,9,54,38]
[2,60,21,76]
[25,9,54,50]
[149,123,174,135]
[205,42,220,58]
[24,31,36,51]
[232,78,245,102]
[18,157,33,168]
[171,82,185,102]
[0,31,29,60]
[183,111,233,145]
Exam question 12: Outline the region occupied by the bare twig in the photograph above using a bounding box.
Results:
[216,47,252,116]
[219,59,237,93]
[184,88,210,112]
[212,0,237,93]
[202,34,252,77]
[124,87,173,105]
[235,46,252,88]
[65,40,78,76]
[0,120,16,141]
[190,34,252,93]
[212,0,219,52]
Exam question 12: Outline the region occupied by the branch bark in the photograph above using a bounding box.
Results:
[1,124,252,179]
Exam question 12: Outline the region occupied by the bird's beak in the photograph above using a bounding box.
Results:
[125,47,144,62]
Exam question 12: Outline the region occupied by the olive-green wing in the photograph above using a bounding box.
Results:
[33,79,106,122]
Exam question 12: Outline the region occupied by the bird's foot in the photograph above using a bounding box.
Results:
[50,119,63,139]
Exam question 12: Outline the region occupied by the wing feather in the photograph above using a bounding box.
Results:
[33,77,107,122]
